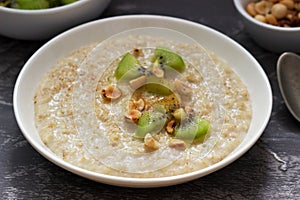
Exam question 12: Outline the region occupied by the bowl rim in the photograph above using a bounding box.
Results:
[0,0,91,14]
[233,0,300,32]
[13,14,273,187]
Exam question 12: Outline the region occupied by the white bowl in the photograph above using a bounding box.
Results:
[0,0,111,40]
[233,0,300,53]
[13,15,272,187]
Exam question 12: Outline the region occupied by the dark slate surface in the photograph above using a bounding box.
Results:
[0,0,299,199]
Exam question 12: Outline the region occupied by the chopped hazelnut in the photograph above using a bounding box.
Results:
[101,85,122,100]
[152,67,164,78]
[169,139,187,150]
[129,75,146,89]
[129,98,145,111]
[166,120,177,134]
[124,109,142,123]
[133,48,144,57]
[144,133,159,151]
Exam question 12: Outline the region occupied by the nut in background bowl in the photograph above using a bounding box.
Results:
[0,0,111,40]
[233,0,300,53]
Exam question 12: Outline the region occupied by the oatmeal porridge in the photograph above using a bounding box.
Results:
[34,34,252,178]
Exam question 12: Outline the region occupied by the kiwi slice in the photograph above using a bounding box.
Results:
[135,110,167,139]
[175,117,210,142]
[61,0,77,5]
[143,75,174,95]
[115,53,141,81]
[144,83,171,95]
[154,47,185,72]
[47,0,61,7]
[12,0,50,9]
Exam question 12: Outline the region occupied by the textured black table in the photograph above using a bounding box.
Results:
[1,0,300,199]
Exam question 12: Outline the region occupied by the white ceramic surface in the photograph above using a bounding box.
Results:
[13,15,272,187]
[233,0,300,53]
[0,0,111,40]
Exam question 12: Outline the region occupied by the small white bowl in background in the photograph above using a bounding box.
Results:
[0,0,111,40]
[13,15,272,187]
[233,0,300,53]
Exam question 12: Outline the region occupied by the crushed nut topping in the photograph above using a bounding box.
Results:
[168,139,187,150]
[101,85,122,100]
[133,48,144,57]
[152,67,164,78]
[129,75,147,89]
[166,120,177,134]
[129,98,145,111]
[144,133,159,151]
[124,109,142,123]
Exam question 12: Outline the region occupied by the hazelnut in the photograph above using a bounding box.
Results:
[166,120,177,134]
[152,67,164,78]
[266,13,278,25]
[280,0,294,9]
[246,2,257,16]
[295,3,300,11]
[255,1,273,15]
[133,48,144,57]
[168,139,186,150]
[271,3,288,19]
[129,75,147,89]
[246,0,300,27]
[255,14,267,23]
[101,86,122,100]
[124,109,142,123]
[144,133,159,151]
[129,98,145,111]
